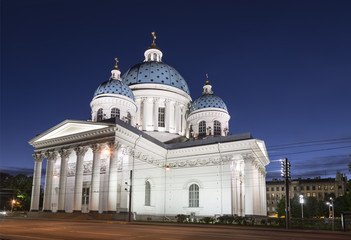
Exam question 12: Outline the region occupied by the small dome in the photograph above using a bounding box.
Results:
[190,94,227,113]
[121,62,191,95]
[94,79,135,101]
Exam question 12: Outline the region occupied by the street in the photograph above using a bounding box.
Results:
[0,218,350,240]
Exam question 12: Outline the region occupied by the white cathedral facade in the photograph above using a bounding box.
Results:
[29,34,269,219]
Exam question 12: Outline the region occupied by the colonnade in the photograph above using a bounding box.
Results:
[231,156,267,216]
[30,142,123,213]
[135,97,186,135]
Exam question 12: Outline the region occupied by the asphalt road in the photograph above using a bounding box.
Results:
[0,218,350,240]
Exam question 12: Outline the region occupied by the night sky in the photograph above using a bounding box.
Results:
[1,0,351,180]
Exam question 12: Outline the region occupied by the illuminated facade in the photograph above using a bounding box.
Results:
[29,34,270,219]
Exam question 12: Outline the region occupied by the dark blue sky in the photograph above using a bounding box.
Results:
[1,0,351,180]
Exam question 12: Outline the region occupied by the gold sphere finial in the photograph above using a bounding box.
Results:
[114,57,119,69]
[151,32,156,45]
[205,73,209,85]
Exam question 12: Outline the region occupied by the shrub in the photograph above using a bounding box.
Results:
[201,217,215,224]
[175,214,189,223]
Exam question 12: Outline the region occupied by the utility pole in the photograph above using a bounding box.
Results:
[128,170,133,222]
[281,158,291,229]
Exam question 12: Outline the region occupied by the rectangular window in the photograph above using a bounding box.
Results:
[267,187,269,191]
[318,185,322,190]
[158,107,165,127]
[282,187,285,191]
[312,186,316,190]
[276,187,279,191]
[312,192,316,197]
[324,185,328,190]
[330,185,334,190]
[271,187,274,191]
[294,186,297,190]
[306,192,311,197]
[300,186,304,190]
[338,185,342,189]
[306,186,310,190]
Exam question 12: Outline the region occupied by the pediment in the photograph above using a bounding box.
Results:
[29,120,112,144]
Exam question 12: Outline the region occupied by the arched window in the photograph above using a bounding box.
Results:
[214,120,221,136]
[126,112,131,125]
[198,121,206,137]
[145,181,151,206]
[111,108,120,119]
[189,184,199,207]
[97,108,103,121]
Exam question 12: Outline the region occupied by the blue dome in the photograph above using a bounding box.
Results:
[94,79,135,101]
[121,62,190,95]
[190,94,228,113]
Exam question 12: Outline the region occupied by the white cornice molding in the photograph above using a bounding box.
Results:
[31,126,116,149]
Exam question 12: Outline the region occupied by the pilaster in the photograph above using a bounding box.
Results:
[73,146,88,212]
[57,148,72,212]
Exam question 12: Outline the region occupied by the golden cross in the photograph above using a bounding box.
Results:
[152,32,156,45]
[114,57,119,68]
[206,73,208,79]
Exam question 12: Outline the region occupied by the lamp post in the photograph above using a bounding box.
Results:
[326,197,335,231]
[299,195,304,219]
[11,199,15,212]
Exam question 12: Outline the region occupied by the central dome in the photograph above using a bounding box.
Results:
[121,61,191,95]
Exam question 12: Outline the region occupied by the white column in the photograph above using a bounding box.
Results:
[169,101,175,133]
[43,151,57,212]
[244,158,254,215]
[239,160,245,216]
[30,153,44,211]
[135,99,141,128]
[252,161,259,215]
[73,146,88,212]
[106,142,121,212]
[153,98,159,131]
[57,148,72,212]
[262,171,267,216]
[174,103,180,134]
[90,143,103,212]
[165,100,170,132]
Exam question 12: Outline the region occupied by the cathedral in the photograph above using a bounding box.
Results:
[29,33,269,219]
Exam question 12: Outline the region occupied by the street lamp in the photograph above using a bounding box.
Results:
[11,199,15,212]
[326,197,335,231]
[299,195,304,219]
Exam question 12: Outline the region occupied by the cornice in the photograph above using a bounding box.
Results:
[32,126,116,149]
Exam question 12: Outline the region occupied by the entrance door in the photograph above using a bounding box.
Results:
[81,187,90,213]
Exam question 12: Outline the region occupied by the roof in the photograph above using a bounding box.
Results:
[121,61,190,95]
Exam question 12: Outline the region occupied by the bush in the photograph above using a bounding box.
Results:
[175,214,189,223]
[201,217,215,224]
[260,219,267,225]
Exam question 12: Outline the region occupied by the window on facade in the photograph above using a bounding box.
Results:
[271,187,274,191]
[145,181,151,206]
[189,184,199,207]
[277,193,280,199]
[126,112,131,125]
[318,192,322,198]
[330,185,334,190]
[272,207,275,211]
[97,108,103,121]
[111,108,120,119]
[338,185,342,189]
[300,186,304,190]
[282,187,284,191]
[306,193,311,197]
[324,185,328,190]
[306,186,310,190]
[294,186,297,190]
[312,186,316,190]
[158,107,165,127]
[271,193,275,198]
[198,121,206,137]
[312,192,316,197]
[318,185,322,190]
[266,187,269,191]
[276,187,279,191]
[214,120,221,136]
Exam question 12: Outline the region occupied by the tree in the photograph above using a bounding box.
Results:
[6,174,33,211]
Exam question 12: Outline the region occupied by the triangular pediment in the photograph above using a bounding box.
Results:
[29,120,112,144]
